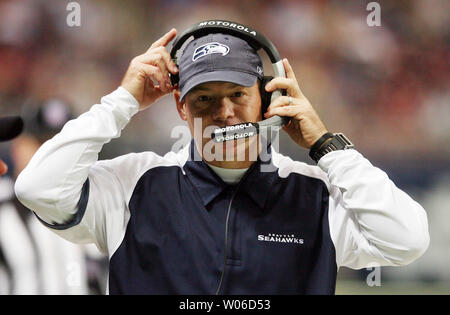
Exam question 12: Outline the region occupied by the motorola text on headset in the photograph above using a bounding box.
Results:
[169,20,290,143]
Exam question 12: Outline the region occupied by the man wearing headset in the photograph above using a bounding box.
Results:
[15,24,429,294]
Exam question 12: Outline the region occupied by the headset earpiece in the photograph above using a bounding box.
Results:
[259,76,273,115]
[170,72,179,87]
[259,76,287,115]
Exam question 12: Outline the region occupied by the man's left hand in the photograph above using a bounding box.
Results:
[264,58,328,149]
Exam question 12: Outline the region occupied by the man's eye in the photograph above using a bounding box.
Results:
[231,91,243,98]
[197,95,211,102]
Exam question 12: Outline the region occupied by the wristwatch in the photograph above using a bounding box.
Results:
[309,132,354,163]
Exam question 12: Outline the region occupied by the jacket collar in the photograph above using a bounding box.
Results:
[182,139,278,210]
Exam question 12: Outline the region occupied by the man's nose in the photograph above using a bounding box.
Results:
[212,97,235,122]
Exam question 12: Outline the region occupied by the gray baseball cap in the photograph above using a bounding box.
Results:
[178,33,264,100]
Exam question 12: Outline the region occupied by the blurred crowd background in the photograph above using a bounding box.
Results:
[0,0,448,294]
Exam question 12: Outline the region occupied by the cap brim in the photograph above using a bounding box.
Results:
[180,71,258,101]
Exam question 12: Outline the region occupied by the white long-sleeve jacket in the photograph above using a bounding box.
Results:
[14,87,429,294]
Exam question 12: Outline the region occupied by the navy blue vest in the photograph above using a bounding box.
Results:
[109,141,336,294]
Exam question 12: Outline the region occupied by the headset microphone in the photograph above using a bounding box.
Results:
[170,20,290,143]
[0,116,24,142]
[210,117,284,143]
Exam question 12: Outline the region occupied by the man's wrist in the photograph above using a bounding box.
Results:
[309,132,333,159]
[309,133,354,163]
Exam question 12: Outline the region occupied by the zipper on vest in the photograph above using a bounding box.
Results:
[215,182,242,295]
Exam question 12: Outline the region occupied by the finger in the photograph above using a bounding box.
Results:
[265,95,291,112]
[149,28,177,50]
[264,96,301,119]
[283,58,305,96]
[147,55,170,86]
[264,104,305,119]
[139,63,169,92]
[145,76,166,99]
[155,46,178,74]
[137,56,171,91]
[142,46,178,74]
[265,77,301,98]
[283,58,297,81]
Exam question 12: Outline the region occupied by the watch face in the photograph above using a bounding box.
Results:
[334,133,354,148]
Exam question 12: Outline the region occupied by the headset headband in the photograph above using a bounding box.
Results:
[170,20,289,141]
[170,20,281,63]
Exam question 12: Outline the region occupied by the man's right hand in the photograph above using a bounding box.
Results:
[121,28,178,111]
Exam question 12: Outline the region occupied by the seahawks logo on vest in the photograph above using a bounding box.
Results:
[192,42,230,62]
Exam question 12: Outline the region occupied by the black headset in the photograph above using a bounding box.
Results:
[169,20,290,142]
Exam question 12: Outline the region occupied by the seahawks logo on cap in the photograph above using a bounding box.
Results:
[192,42,230,62]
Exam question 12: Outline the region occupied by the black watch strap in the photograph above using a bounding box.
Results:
[309,132,354,163]
[309,132,333,155]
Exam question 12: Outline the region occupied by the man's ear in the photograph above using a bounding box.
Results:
[174,89,188,121]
